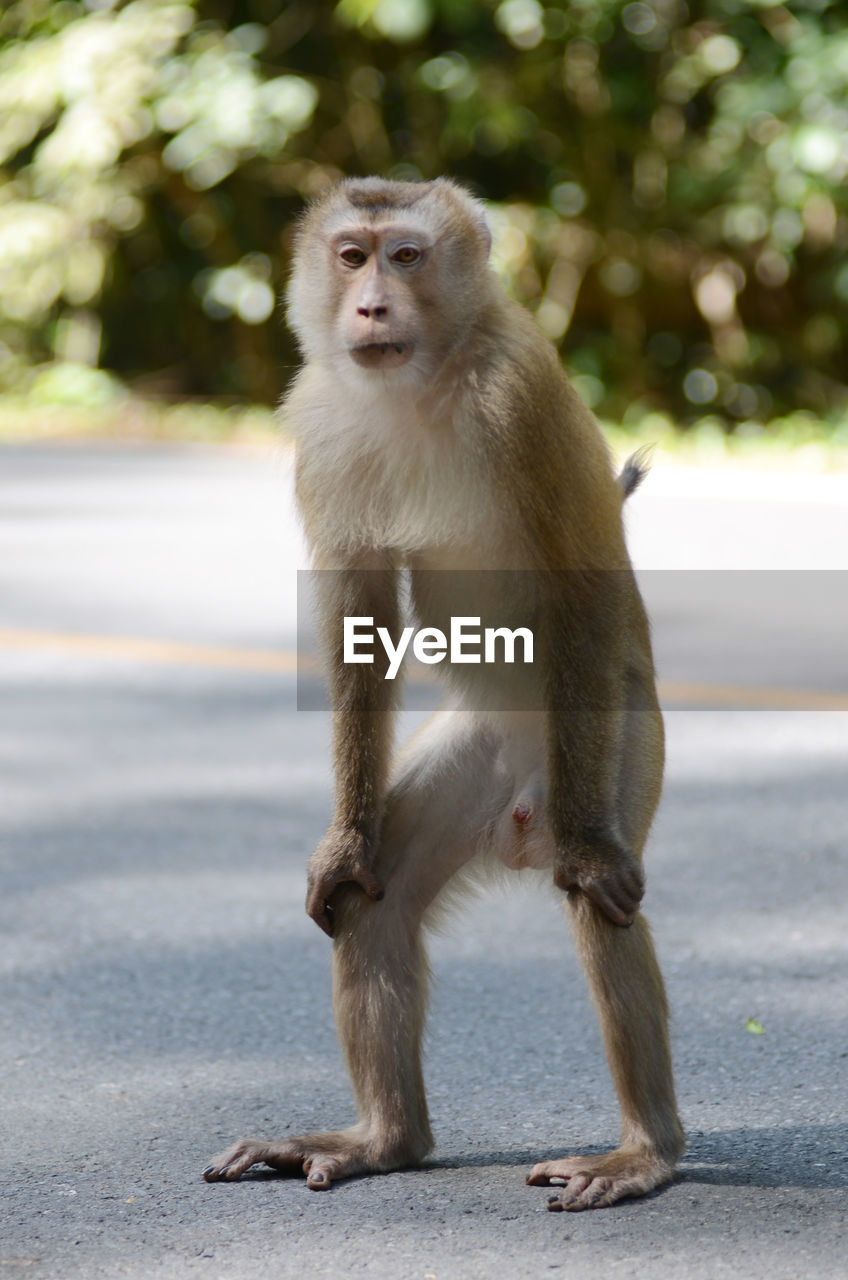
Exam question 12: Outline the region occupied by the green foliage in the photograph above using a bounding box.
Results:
[1,0,846,427]
[745,1017,765,1035]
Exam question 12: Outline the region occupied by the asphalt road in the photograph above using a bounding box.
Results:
[1,441,847,1279]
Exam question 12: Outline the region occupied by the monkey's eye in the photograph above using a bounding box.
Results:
[339,246,367,268]
[391,245,422,266]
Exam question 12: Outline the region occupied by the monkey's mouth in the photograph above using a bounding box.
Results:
[350,342,413,369]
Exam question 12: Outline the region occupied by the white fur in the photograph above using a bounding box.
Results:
[287,361,494,559]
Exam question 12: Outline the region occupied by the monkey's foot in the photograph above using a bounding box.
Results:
[526,1148,675,1211]
[202,1130,422,1190]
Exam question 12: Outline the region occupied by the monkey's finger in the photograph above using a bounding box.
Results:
[354,867,385,903]
[581,880,636,928]
[305,887,335,937]
[556,866,637,927]
[315,909,335,938]
[305,1165,334,1190]
[621,862,646,902]
[552,865,574,895]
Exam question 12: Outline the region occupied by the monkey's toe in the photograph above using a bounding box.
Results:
[544,1175,640,1211]
[528,1149,674,1211]
[304,1164,334,1189]
[202,1138,275,1182]
[203,1130,422,1189]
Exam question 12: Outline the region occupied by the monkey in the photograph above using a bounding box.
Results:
[202,177,684,1211]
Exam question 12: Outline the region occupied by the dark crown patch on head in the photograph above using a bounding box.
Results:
[344,179,431,213]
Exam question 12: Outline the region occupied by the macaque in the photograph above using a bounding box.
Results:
[203,177,684,1211]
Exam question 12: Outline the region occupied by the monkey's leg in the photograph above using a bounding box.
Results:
[527,702,683,1210]
[203,712,503,1189]
[527,900,683,1210]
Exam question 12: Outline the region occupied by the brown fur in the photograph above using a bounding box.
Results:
[202,178,684,1211]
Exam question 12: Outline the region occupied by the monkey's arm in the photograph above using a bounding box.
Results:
[544,573,645,927]
[494,351,646,926]
[306,564,400,936]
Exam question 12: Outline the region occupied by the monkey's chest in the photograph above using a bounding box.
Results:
[331,459,500,559]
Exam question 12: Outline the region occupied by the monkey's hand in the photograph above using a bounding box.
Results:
[305,827,385,938]
[553,833,644,928]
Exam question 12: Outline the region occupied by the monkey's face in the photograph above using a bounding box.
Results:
[286,179,494,381]
[330,224,429,372]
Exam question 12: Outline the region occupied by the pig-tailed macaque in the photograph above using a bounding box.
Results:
[203,177,684,1211]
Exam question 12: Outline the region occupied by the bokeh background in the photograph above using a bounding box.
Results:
[1,0,847,449]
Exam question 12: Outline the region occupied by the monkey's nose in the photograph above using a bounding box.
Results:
[357,304,388,319]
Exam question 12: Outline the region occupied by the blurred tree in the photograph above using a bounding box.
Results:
[0,0,846,428]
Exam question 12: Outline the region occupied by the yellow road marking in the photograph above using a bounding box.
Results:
[659,680,848,711]
[1,628,847,709]
[0,628,300,674]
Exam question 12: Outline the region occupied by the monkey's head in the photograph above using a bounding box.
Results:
[286,177,494,380]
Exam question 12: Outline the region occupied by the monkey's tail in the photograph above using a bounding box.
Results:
[618,445,654,499]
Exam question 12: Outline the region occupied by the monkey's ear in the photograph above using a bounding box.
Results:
[475,208,493,257]
[457,185,493,257]
[429,178,492,258]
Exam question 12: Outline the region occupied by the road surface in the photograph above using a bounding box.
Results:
[1,441,846,1278]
